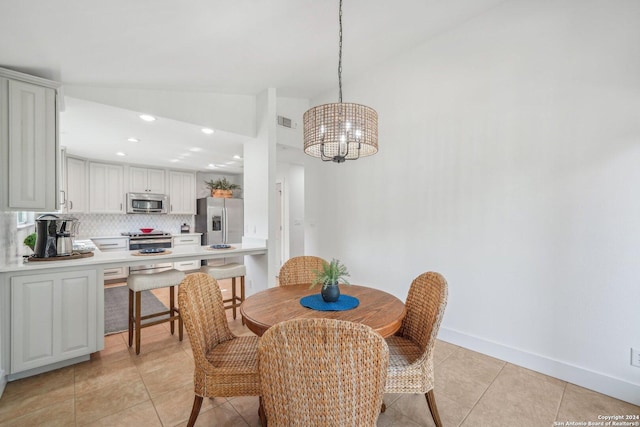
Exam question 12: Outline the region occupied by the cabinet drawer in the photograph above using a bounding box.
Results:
[173,260,200,272]
[173,235,200,246]
[92,238,128,251]
[104,267,128,279]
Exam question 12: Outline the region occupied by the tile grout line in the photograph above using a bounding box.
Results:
[554,382,569,423]
[456,361,507,427]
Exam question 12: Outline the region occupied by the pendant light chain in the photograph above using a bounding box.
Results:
[302,0,378,163]
[338,0,343,103]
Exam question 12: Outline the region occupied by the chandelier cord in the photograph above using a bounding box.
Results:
[338,0,343,104]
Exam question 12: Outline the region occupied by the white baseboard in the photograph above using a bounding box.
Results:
[0,369,6,399]
[438,327,640,406]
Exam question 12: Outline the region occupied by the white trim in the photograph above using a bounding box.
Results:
[0,67,61,89]
[0,369,6,399]
[438,327,640,406]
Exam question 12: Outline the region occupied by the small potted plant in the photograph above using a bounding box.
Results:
[23,232,37,252]
[204,177,241,198]
[310,258,350,302]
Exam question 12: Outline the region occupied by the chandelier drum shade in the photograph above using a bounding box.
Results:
[303,0,379,163]
[303,102,378,163]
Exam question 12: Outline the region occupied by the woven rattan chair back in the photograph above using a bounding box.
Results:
[259,318,389,427]
[178,273,261,427]
[383,271,448,427]
[398,271,448,360]
[278,255,327,286]
[179,273,234,360]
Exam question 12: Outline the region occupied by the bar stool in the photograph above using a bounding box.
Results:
[200,263,246,323]
[127,269,185,355]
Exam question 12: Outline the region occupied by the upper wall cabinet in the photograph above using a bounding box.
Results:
[128,166,165,194]
[64,156,87,213]
[168,171,195,214]
[0,68,61,211]
[89,162,124,213]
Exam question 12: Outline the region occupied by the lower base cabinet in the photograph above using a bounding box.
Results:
[10,269,98,374]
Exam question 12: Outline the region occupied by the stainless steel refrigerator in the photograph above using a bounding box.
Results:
[195,197,244,265]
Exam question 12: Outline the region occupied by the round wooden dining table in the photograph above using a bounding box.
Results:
[240,284,406,338]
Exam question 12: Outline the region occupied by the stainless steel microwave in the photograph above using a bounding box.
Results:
[126,193,169,214]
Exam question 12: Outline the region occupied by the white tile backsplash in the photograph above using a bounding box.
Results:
[70,214,193,238]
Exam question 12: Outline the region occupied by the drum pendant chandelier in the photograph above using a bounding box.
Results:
[303,0,378,163]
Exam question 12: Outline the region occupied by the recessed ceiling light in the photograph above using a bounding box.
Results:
[208,164,216,168]
[189,147,202,152]
[201,128,214,135]
[127,137,140,143]
[169,159,179,163]
[225,161,235,165]
[233,155,242,160]
[116,152,126,156]
[139,114,156,122]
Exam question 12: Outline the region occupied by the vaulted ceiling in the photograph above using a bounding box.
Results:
[0,0,505,170]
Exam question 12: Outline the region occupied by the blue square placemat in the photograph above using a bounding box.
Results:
[300,294,360,311]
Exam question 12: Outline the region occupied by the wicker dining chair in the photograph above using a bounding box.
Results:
[384,271,448,427]
[178,273,261,427]
[278,255,326,286]
[259,318,389,427]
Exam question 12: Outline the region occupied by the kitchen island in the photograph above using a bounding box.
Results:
[0,240,267,389]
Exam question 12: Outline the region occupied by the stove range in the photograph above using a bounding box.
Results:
[122,230,173,274]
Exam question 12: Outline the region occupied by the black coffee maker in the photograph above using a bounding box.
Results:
[33,214,77,258]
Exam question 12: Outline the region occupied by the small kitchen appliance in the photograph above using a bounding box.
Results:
[34,214,79,258]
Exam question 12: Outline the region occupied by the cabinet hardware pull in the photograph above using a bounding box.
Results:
[99,243,119,247]
[69,200,73,210]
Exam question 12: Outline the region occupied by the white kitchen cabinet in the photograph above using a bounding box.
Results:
[0,68,61,212]
[129,166,165,194]
[64,156,87,213]
[10,269,97,374]
[172,234,202,271]
[168,171,195,214]
[92,237,129,280]
[89,162,124,213]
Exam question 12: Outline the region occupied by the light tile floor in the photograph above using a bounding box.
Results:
[0,279,638,426]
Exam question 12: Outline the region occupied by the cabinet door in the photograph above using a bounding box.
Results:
[146,168,165,194]
[11,270,97,374]
[66,157,86,213]
[89,162,124,213]
[4,80,58,211]
[168,171,195,214]
[128,166,148,193]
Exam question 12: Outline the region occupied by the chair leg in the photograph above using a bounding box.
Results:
[231,277,237,319]
[169,285,175,335]
[381,402,386,413]
[135,291,142,355]
[128,289,134,347]
[187,395,203,427]
[425,390,443,427]
[240,276,245,325]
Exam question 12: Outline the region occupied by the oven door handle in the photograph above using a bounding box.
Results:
[130,239,172,245]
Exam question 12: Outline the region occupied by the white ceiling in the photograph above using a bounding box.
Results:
[0,0,505,171]
[60,97,248,173]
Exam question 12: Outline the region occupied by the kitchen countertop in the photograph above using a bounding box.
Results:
[0,242,266,273]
